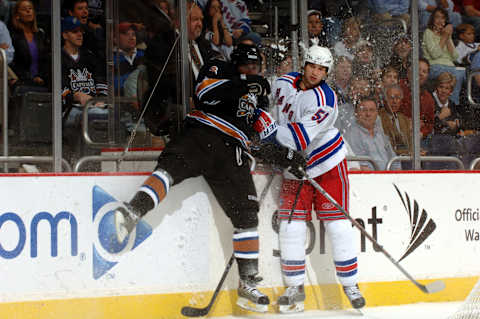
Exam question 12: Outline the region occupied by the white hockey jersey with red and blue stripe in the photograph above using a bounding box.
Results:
[272,72,347,178]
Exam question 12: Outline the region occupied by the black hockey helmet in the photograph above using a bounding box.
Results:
[230,43,261,68]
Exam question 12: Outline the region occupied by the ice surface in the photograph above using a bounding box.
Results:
[217,301,462,319]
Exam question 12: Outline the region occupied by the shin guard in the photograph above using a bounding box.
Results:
[325,219,358,287]
[279,220,307,287]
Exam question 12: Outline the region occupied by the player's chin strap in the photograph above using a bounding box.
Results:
[119,33,180,163]
[300,168,446,294]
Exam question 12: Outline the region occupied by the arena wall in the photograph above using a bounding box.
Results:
[0,171,477,318]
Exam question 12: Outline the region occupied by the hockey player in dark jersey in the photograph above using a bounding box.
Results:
[112,43,305,313]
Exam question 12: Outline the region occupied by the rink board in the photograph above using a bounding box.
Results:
[0,172,478,318]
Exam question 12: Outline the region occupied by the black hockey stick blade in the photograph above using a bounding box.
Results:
[181,306,209,317]
[420,280,445,293]
[181,254,235,317]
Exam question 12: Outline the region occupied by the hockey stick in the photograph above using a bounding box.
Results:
[181,254,235,317]
[288,180,304,224]
[303,171,445,294]
[181,173,276,317]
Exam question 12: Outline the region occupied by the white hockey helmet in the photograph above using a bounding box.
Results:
[303,38,333,71]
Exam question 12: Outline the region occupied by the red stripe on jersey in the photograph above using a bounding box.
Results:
[307,136,343,166]
[315,87,326,106]
[291,123,308,150]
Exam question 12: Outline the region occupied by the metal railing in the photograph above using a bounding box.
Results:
[0,48,7,172]
[74,153,159,172]
[467,70,480,107]
[387,156,465,170]
[346,155,379,171]
[0,156,72,172]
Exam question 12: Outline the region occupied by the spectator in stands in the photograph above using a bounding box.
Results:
[422,7,465,105]
[114,22,145,96]
[389,33,412,80]
[66,0,105,61]
[432,71,462,135]
[343,96,400,170]
[307,9,328,47]
[400,58,435,138]
[333,17,362,61]
[378,84,412,155]
[368,0,410,25]
[427,71,463,169]
[61,16,107,115]
[331,56,353,105]
[375,65,399,109]
[419,0,462,33]
[203,0,233,61]
[197,0,251,39]
[335,75,373,135]
[461,0,480,41]
[0,20,13,65]
[188,2,214,80]
[352,39,381,82]
[10,0,49,91]
[455,23,480,66]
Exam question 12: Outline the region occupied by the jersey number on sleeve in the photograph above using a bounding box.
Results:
[312,109,329,124]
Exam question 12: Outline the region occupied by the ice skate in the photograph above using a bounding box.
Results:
[277,285,305,313]
[236,277,270,313]
[343,284,366,309]
[113,203,141,243]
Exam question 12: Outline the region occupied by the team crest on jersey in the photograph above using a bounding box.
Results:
[209,65,219,75]
[69,68,96,95]
[237,93,256,122]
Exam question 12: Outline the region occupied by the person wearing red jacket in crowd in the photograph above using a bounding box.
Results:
[399,58,435,139]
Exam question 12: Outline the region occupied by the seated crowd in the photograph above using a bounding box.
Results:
[3,0,480,171]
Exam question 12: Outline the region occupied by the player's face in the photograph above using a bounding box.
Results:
[303,63,327,89]
[119,29,136,51]
[237,62,260,75]
[385,87,403,113]
[70,1,89,25]
[188,6,203,40]
[356,100,378,130]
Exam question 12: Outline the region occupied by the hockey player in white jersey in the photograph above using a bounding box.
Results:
[270,40,365,313]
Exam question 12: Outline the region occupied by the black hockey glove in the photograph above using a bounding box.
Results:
[251,143,306,179]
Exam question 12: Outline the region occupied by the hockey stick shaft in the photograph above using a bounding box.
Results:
[304,172,445,294]
[181,254,235,317]
[288,180,304,224]
[181,174,276,317]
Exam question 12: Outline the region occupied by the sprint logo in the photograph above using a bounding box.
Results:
[394,184,436,262]
[92,185,152,279]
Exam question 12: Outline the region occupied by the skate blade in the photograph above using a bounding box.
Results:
[114,210,129,243]
[278,302,304,313]
[236,297,268,313]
